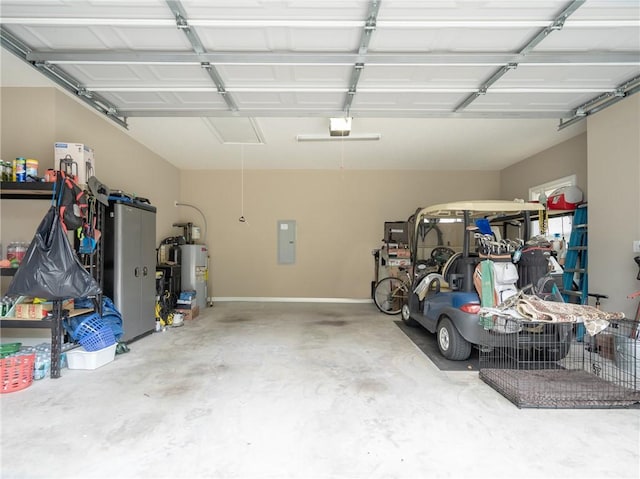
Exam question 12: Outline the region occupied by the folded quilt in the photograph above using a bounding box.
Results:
[516,295,622,335]
[480,294,624,336]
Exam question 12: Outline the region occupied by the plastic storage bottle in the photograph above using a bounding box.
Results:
[6,242,28,268]
[551,233,562,253]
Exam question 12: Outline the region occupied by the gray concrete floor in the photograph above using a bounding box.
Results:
[1,302,638,479]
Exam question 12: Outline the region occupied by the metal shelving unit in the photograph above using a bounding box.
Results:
[0,181,104,378]
[0,181,53,199]
[0,182,66,377]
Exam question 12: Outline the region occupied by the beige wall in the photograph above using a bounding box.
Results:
[587,95,640,318]
[1,88,56,163]
[2,87,501,301]
[1,88,58,296]
[0,87,181,342]
[51,89,182,241]
[500,133,587,201]
[1,87,58,251]
[1,87,182,245]
[1,87,182,301]
[180,169,500,299]
[499,96,640,316]
[4,85,637,308]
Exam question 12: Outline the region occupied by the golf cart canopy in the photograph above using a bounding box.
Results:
[412,200,543,262]
[415,200,542,223]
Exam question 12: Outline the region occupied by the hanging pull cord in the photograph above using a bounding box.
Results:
[239,144,247,224]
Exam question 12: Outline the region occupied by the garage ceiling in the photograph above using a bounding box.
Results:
[1,0,639,170]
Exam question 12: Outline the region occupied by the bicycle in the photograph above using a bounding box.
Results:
[373,248,455,315]
[373,266,413,315]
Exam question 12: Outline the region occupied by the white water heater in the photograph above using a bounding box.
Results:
[181,244,208,310]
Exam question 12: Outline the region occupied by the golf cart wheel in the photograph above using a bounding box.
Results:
[373,276,407,315]
[437,316,472,360]
[401,300,419,327]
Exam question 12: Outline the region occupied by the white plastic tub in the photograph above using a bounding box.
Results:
[66,343,116,370]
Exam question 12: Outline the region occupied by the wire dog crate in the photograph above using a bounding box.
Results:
[479,317,640,408]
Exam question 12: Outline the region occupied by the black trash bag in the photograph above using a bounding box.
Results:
[7,206,101,300]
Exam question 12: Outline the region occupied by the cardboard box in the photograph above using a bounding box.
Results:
[14,298,74,319]
[387,258,411,267]
[596,333,615,361]
[54,142,95,186]
[179,305,200,321]
[388,248,411,258]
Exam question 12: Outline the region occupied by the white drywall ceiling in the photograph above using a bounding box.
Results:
[2,0,637,170]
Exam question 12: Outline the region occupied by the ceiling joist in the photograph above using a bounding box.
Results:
[23,51,640,67]
[1,0,638,128]
[2,17,638,29]
[454,0,587,113]
[343,0,381,114]
[559,74,640,130]
[0,26,128,128]
[165,0,237,112]
[117,109,571,119]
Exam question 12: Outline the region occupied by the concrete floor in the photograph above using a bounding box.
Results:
[1,302,638,479]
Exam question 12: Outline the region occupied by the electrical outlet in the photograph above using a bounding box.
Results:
[634,240,640,253]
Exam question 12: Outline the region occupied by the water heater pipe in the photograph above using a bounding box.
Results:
[175,202,208,244]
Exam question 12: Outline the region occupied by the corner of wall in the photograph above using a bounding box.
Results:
[499,132,587,201]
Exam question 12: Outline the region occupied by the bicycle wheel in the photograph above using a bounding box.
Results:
[373,276,408,315]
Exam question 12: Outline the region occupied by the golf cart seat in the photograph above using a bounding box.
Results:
[441,252,482,291]
[413,272,447,301]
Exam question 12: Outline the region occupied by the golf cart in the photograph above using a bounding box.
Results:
[401,200,572,361]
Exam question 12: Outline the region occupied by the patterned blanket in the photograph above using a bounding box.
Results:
[516,295,624,335]
[480,293,625,336]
